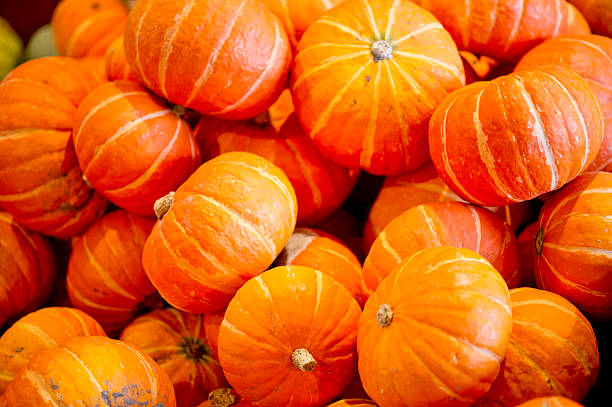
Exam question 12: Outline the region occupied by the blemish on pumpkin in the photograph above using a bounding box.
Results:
[92,2,100,9]
[49,379,59,390]
[14,347,24,353]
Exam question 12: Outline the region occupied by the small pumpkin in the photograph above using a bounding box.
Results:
[104,36,137,81]
[516,397,584,407]
[565,4,591,35]
[327,400,377,407]
[567,0,612,37]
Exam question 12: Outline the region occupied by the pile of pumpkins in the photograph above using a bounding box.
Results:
[0,0,610,406]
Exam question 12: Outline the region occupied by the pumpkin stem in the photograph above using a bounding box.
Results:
[154,192,175,220]
[535,227,545,256]
[252,111,270,126]
[377,303,393,327]
[171,104,186,118]
[179,336,211,361]
[371,40,393,62]
[291,348,317,372]
[208,388,236,407]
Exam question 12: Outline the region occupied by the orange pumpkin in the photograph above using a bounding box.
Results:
[143,152,297,314]
[534,171,612,320]
[203,310,225,358]
[327,401,377,407]
[358,247,512,407]
[0,57,107,238]
[518,223,539,287]
[120,308,228,407]
[363,201,521,292]
[268,89,295,131]
[475,287,599,406]
[197,388,249,407]
[460,51,501,84]
[0,307,106,394]
[105,36,137,81]
[516,397,584,407]
[291,0,465,175]
[78,57,108,85]
[516,35,612,172]
[218,265,361,407]
[0,212,56,330]
[568,0,612,37]
[565,4,591,35]
[124,0,291,120]
[52,0,128,58]
[73,80,201,216]
[0,336,176,407]
[67,210,161,334]
[429,67,604,207]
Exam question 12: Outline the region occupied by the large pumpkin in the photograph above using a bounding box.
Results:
[0,336,176,407]
[475,287,599,406]
[516,397,585,407]
[218,265,361,407]
[429,66,604,206]
[534,171,612,320]
[0,307,106,394]
[568,0,612,37]
[73,80,201,216]
[291,0,465,175]
[0,57,107,237]
[143,152,297,314]
[358,247,513,407]
[124,0,291,120]
[120,308,228,407]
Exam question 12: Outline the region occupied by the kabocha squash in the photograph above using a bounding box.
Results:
[0,57,107,238]
[196,114,358,225]
[218,266,361,407]
[143,152,297,314]
[428,67,604,207]
[358,247,513,407]
[105,36,137,81]
[516,397,585,407]
[0,336,176,407]
[565,4,591,35]
[363,201,521,292]
[52,0,128,58]
[0,213,56,330]
[291,0,465,175]
[120,308,227,407]
[0,307,106,394]
[475,288,599,406]
[518,223,539,287]
[124,0,291,120]
[73,80,200,216]
[534,171,612,320]
[327,401,377,407]
[516,35,612,172]
[568,0,612,37]
[67,210,162,334]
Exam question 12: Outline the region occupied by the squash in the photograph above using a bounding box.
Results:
[104,36,136,81]
[515,397,584,407]
[567,0,612,37]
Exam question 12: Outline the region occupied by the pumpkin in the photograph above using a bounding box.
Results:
[51,0,128,58]
[358,246,512,407]
[291,0,465,175]
[275,227,370,306]
[203,310,225,358]
[0,57,107,238]
[327,401,377,407]
[460,51,500,84]
[73,80,201,216]
[516,35,612,172]
[0,17,22,80]
[363,201,521,292]
[0,336,176,407]
[104,36,137,81]
[268,89,295,131]
[565,4,591,35]
[78,57,108,85]
[124,0,291,120]
[67,210,162,334]
[143,151,297,314]
[0,212,56,330]
[475,287,599,406]
[568,0,612,37]
[518,223,539,287]
[534,171,612,320]
[428,66,604,207]
[196,114,358,225]
[197,388,248,407]
[516,397,585,407]
[120,308,228,407]
[0,307,106,394]
[411,0,568,62]
[218,265,361,407]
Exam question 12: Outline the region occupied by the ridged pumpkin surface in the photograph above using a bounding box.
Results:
[105,36,137,81]
[516,396,585,407]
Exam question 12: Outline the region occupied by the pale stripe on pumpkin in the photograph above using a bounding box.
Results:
[384,63,411,155]
[65,10,126,56]
[115,340,160,405]
[67,278,135,312]
[543,187,612,230]
[512,297,591,324]
[467,205,482,252]
[17,323,58,347]
[315,19,368,42]
[62,348,104,392]
[363,0,381,37]
[556,37,612,65]
[292,51,370,89]
[388,59,436,111]
[393,22,445,45]
[394,51,464,82]
[284,139,323,209]
[24,369,61,407]
[543,242,612,258]
[134,0,156,89]
[539,255,609,297]
[378,230,402,263]
[384,0,401,38]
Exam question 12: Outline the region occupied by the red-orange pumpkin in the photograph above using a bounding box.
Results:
[429,67,604,206]
[568,0,612,37]
[104,36,137,81]
[518,222,539,287]
[203,310,225,359]
[268,89,295,131]
[124,0,291,120]
[358,247,512,407]
[327,401,377,407]
[565,4,591,35]
[78,57,108,85]
[218,266,361,407]
[516,397,584,407]
[291,0,465,175]
[73,80,201,216]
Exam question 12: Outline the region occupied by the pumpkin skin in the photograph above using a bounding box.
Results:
[51,0,128,58]
[358,246,513,407]
[203,310,225,358]
[327,400,377,407]
[0,307,106,394]
[428,66,604,207]
[78,57,108,85]
[143,152,298,314]
[568,0,612,37]
[67,210,162,334]
[268,88,295,131]
[105,36,137,81]
[518,222,539,287]
[124,0,291,120]
[291,0,465,175]
[0,336,176,407]
[218,265,362,407]
[196,114,358,225]
[534,171,612,320]
[120,308,228,407]
[475,287,599,407]
[565,4,591,35]
[516,35,612,172]
[516,397,585,407]
[0,57,107,238]
[73,80,201,216]
[0,212,57,330]
[363,201,521,292]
